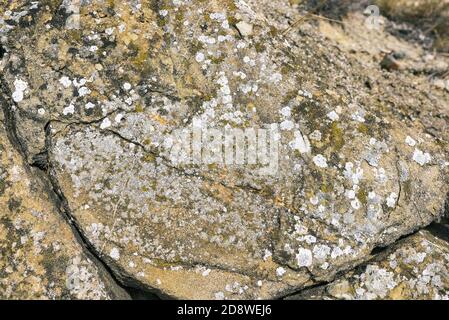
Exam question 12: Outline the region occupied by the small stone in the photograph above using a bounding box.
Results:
[381,54,401,71]
[236,21,253,37]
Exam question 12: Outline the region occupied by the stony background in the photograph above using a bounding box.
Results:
[0,0,448,299]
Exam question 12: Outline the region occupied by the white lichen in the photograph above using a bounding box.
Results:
[313,154,328,168]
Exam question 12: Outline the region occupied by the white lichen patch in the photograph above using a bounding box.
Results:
[214,291,225,300]
[412,149,431,166]
[309,130,322,141]
[63,104,75,116]
[359,265,398,299]
[123,82,132,91]
[12,79,28,102]
[280,120,294,131]
[100,118,112,129]
[279,106,291,118]
[327,111,339,121]
[109,247,120,261]
[405,136,416,147]
[289,131,311,153]
[313,154,328,168]
[386,192,398,208]
[296,248,313,267]
[344,162,364,185]
[195,52,205,63]
[276,267,286,277]
[65,256,108,299]
[59,76,72,88]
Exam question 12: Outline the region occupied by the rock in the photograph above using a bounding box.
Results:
[433,79,449,92]
[380,53,401,71]
[0,109,129,300]
[236,21,254,37]
[0,0,448,300]
[286,229,449,300]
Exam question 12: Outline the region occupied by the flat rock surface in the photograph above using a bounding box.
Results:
[1,0,448,299]
[0,108,128,299]
[286,228,449,300]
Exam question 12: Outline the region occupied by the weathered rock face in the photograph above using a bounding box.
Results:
[287,228,449,300]
[0,109,128,299]
[1,0,449,299]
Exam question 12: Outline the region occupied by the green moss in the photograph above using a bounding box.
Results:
[0,179,5,196]
[135,103,144,113]
[142,153,156,163]
[357,188,368,205]
[210,55,225,64]
[224,0,238,12]
[207,163,219,170]
[281,90,298,106]
[329,122,345,151]
[65,30,83,45]
[155,194,168,202]
[320,182,332,193]
[357,123,369,135]
[175,10,185,25]
[281,64,294,76]
[293,100,327,133]
[130,44,149,69]
[269,26,279,38]
[107,0,116,9]
[149,180,157,190]
[227,16,238,27]
[254,42,266,53]
[259,185,275,199]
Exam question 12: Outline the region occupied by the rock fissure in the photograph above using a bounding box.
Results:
[1,75,162,300]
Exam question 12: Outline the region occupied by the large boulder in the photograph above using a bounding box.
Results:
[0,108,128,299]
[1,0,448,299]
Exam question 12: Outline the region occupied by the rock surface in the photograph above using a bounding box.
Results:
[0,0,448,299]
[286,228,449,300]
[0,108,129,299]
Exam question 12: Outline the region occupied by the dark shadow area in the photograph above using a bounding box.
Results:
[0,44,5,59]
[426,222,449,243]
[124,286,162,300]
